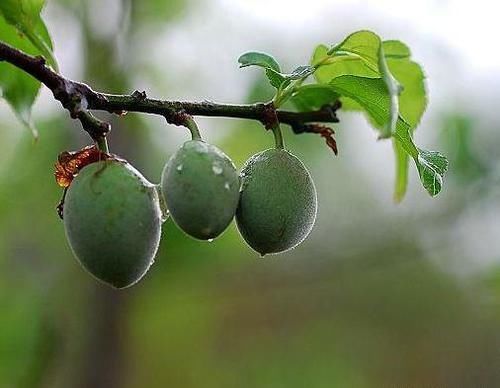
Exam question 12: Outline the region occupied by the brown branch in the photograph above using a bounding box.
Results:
[0,40,340,141]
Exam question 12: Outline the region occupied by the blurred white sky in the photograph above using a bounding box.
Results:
[226,0,500,72]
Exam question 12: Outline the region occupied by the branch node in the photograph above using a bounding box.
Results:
[260,102,279,130]
[77,111,111,140]
[132,90,147,100]
[165,109,192,127]
[322,100,342,121]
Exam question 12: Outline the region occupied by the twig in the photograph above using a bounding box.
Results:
[0,40,340,141]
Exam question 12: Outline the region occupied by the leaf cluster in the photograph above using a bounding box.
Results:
[239,31,448,199]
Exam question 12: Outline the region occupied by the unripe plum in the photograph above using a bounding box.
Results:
[236,148,317,255]
[161,140,240,240]
[63,160,162,288]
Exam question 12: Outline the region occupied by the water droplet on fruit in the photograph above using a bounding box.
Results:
[156,184,169,223]
[212,163,223,175]
[208,238,214,243]
[196,142,209,153]
[176,164,183,172]
[160,209,169,223]
[224,182,230,190]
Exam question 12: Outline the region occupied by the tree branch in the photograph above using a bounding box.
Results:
[0,40,340,141]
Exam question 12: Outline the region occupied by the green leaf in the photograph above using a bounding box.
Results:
[290,84,339,111]
[378,45,401,138]
[312,32,439,199]
[329,75,390,126]
[269,66,315,90]
[238,51,281,72]
[0,0,57,69]
[0,0,45,25]
[415,148,449,196]
[327,30,381,73]
[0,1,58,135]
[0,15,42,135]
[384,44,426,128]
[324,30,400,138]
[239,52,316,90]
[312,44,378,82]
[327,74,446,197]
[238,51,287,89]
[265,68,288,89]
[383,40,411,59]
[393,120,448,197]
[393,140,409,202]
[26,16,57,69]
[383,40,427,199]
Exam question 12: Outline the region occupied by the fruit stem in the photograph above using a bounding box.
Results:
[96,136,109,153]
[271,124,285,149]
[185,117,202,141]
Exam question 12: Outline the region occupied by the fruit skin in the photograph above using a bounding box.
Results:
[63,160,162,289]
[161,140,240,240]
[236,148,317,255]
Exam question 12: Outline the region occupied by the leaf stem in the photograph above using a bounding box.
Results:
[273,76,307,108]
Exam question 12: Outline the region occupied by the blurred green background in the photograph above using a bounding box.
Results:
[2,0,500,387]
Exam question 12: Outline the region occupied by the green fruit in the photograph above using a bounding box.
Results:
[161,140,240,240]
[63,160,162,288]
[236,148,317,255]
